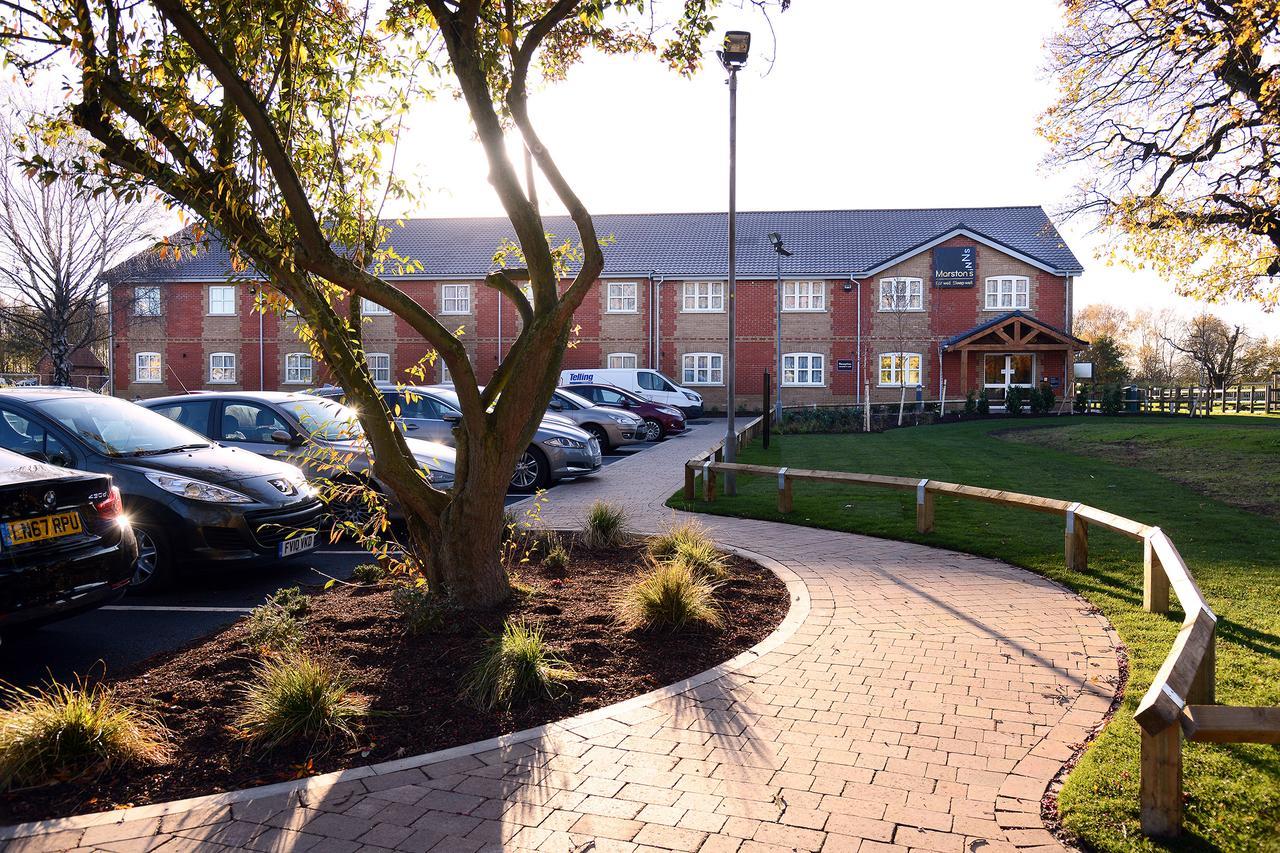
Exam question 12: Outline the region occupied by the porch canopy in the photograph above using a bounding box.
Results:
[942,310,1089,396]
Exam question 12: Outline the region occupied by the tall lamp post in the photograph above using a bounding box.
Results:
[768,232,792,425]
[718,30,750,495]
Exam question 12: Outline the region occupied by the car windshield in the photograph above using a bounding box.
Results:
[33,395,211,457]
[278,397,365,442]
[555,389,595,409]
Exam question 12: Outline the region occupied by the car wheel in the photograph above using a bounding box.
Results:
[583,424,611,451]
[642,418,663,441]
[130,524,173,592]
[511,447,550,493]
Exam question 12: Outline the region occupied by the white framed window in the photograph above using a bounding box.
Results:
[208,285,236,316]
[783,352,825,386]
[985,276,1029,310]
[360,297,390,315]
[285,352,313,384]
[366,352,391,382]
[607,282,638,313]
[209,352,236,383]
[441,283,471,315]
[135,352,161,383]
[879,278,923,311]
[134,286,162,317]
[682,352,723,385]
[608,352,638,369]
[783,281,825,312]
[682,281,725,312]
[878,352,922,387]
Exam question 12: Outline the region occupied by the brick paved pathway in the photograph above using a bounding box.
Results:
[3,422,1119,853]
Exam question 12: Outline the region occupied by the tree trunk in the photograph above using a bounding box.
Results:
[431,464,513,609]
[51,325,71,386]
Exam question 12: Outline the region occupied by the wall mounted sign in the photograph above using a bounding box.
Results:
[933,246,976,288]
[836,359,854,372]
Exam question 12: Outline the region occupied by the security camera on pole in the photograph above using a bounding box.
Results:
[718,31,750,495]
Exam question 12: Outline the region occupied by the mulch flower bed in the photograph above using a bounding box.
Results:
[2,537,788,823]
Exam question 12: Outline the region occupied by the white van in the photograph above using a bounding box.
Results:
[559,368,704,418]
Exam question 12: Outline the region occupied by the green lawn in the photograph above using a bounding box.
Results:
[668,416,1280,852]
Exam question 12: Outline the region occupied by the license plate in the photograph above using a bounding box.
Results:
[279,532,317,558]
[2,511,83,548]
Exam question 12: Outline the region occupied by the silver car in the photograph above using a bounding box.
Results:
[546,388,645,451]
[142,392,456,502]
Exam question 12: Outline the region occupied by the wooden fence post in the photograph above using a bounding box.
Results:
[777,467,792,514]
[916,479,934,533]
[1140,724,1183,837]
[1144,532,1171,614]
[1065,503,1088,570]
[702,461,717,502]
[684,463,696,501]
[1188,627,1217,706]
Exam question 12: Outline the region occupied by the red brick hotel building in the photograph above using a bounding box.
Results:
[110,207,1086,409]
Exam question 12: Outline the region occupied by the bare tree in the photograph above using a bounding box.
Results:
[0,104,158,387]
[1164,314,1247,390]
[1132,308,1191,384]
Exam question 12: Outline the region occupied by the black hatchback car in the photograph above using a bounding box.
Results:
[0,447,136,634]
[0,388,324,591]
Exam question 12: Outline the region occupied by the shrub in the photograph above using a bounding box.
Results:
[266,586,309,618]
[541,534,571,573]
[0,678,170,789]
[1100,383,1125,415]
[244,603,305,654]
[963,391,977,416]
[1005,386,1027,416]
[646,517,713,562]
[461,619,575,711]
[616,558,723,632]
[235,654,368,749]
[351,563,387,585]
[779,406,863,434]
[977,389,991,416]
[1039,383,1056,413]
[582,501,629,549]
[391,584,458,635]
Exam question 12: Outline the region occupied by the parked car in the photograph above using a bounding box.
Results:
[0,447,136,634]
[0,388,323,591]
[544,388,645,451]
[559,382,687,440]
[309,384,602,492]
[141,391,456,505]
[557,368,704,418]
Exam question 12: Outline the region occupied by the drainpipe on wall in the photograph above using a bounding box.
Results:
[848,276,862,405]
[106,281,115,396]
[497,289,503,372]
[938,346,945,400]
[652,275,664,371]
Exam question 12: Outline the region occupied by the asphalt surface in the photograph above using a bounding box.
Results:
[0,437,676,689]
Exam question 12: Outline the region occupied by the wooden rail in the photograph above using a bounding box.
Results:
[682,449,1278,838]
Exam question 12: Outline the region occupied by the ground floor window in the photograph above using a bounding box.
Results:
[682,352,723,385]
[135,352,161,383]
[367,352,391,383]
[209,352,236,384]
[285,352,313,384]
[608,352,637,369]
[783,352,825,386]
[878,352,921,387]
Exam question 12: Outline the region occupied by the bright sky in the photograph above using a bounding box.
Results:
[391,0,1280,335]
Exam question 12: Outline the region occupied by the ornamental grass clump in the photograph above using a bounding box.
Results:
[234,654,368,750]
[616,558,723,632]
[461,619,575,711]
[0,678,170,790]
[540,532,571,573]
[582,500,629,549]
[646,517,711,561]
[671,538,729,580]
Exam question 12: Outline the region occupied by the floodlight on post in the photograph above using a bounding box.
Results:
[718,30,749,495]
[768,232,792,426]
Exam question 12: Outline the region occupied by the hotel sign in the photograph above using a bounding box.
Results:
[933,246,976,288]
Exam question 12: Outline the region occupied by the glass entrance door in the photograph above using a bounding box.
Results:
[983,354,1034,402]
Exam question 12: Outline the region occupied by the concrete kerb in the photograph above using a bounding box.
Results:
[0,538,810,842]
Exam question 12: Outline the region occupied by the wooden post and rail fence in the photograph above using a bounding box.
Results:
[685,416,1280,838]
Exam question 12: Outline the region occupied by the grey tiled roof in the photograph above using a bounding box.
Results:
[116,206,1084,282]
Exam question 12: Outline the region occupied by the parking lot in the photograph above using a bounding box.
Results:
[0,436,680,688]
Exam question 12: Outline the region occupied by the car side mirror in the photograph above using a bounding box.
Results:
[441,412,461,424]
[548,400,563,411]
[271,429,300,446]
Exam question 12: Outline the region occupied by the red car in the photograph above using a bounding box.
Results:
[560,383,686,441]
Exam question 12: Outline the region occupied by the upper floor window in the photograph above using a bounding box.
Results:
[134,286,162,317]
[209,352,236,383]
[682,352,723,385]
[360,297,390,316]
[608,352,637,369]
[607,282,638,313]
[682,281,724,312]
[367,352,391,383]
[985,276,1029,310]
[878,352,922,387]
[879,277,923,312]
[783,352,825,386]
[135,352,161,383]
[441,283,471,315]
[209,285,236,315]
[784,281,825,312]
[285,352,313,384]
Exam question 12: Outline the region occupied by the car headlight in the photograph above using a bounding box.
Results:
[543,436,586,449]
[683,391,700,401]
[145,472,253,504]
[607,413,640,425]
[659,406,682,416]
